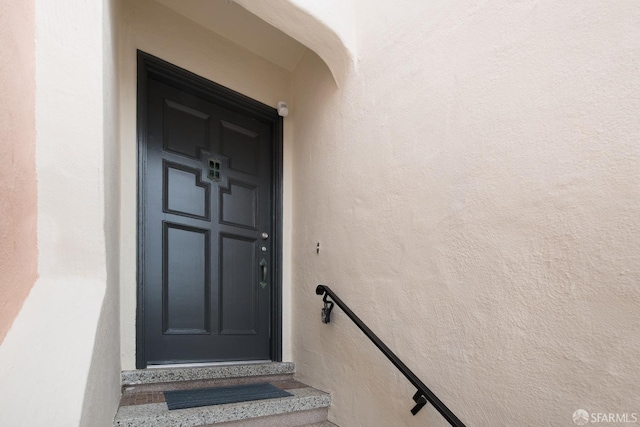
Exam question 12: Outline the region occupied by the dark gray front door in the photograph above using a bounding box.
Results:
[137,54,279,367]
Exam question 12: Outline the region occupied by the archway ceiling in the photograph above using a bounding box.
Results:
[155,0,308,71]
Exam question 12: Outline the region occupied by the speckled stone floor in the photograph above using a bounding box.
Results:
[122,362,296,386]
[119,378,308,407]
[114,363,336,427]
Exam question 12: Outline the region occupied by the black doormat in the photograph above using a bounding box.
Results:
[164,383,293,410]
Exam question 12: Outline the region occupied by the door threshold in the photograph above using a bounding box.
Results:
[147,360,273,369]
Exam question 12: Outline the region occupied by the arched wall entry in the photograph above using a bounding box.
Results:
[234,0,356,87]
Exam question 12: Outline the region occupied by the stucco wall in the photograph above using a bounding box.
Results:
[291,1,640,426]
[79,0,122,424]
[0,0,38,343]
[235,0,355,87]
[0,0,121,425]
[118,0,294,369]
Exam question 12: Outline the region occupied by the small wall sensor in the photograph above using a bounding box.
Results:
[277,101,289,117]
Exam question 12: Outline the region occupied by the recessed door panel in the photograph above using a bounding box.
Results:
[220,180,258,229]
[163,223,210,334]
[219,234,258,335]
[163,99,210,159]
[221,120,259,175]
[164,161,210,220]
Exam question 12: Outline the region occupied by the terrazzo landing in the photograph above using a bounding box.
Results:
[305,423,339,427]
[122,362,295,385]
[120,379,308,406]
[208,412,338,427]
[113,386,331,427]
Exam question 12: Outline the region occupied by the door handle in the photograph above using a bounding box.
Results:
[259,259,267,289]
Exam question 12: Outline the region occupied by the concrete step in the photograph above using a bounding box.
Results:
[304,423,339,427]
[115,363,334,427]
[122,362,295,388]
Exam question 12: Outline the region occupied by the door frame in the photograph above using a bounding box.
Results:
[135,50,283,369]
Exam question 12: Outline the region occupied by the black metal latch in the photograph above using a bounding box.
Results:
[321,293,334,324]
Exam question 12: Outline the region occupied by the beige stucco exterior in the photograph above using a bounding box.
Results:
[289,1,640,426]
[0,0,38,343]
[235,0,356,87]
[0,0,121,425]
[0,0,638,426]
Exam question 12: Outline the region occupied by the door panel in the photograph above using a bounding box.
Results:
[219,234,258,335]
[164,162,210,219]
[163,223,210,335]
[220,180,258,229]
[140,74,274,366]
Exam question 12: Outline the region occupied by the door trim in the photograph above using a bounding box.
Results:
[136,51,283,369]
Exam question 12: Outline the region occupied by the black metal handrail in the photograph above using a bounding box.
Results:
[315,284,467,427]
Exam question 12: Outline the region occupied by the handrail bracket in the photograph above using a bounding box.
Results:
[411,390,429,415]
[321,293,334,324]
